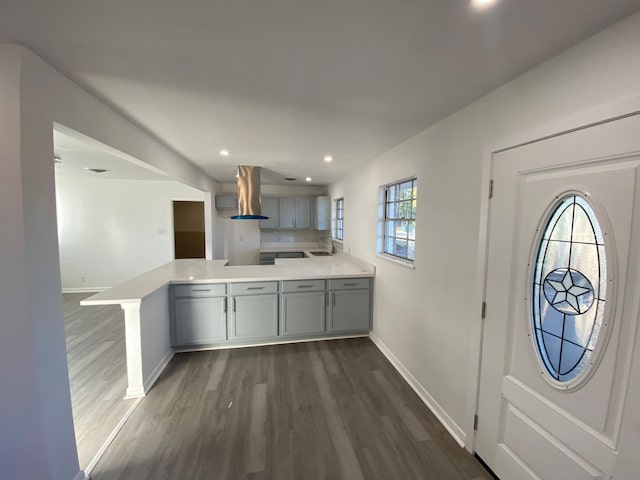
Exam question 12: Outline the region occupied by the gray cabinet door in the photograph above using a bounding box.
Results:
[231,294,278,340]
[259,197,279,229]
[295,197,312,229]
[315,195,331,230]
[174,297,227,346]
[279,198,296,229]
[281,292,325,336]
[328,289,371,332]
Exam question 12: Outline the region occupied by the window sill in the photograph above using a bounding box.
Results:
[376,253,416,270]
[332,238,344,244]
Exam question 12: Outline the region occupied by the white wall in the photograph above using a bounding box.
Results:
[55,177,204,290]
[329,12,640,445]
[0,44,219,480]
[0,46,71,480]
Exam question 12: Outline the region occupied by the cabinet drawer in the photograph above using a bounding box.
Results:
[174,283,226,297]
[328,278,371,290]
[230,281,278,295]
[282,279,325,293]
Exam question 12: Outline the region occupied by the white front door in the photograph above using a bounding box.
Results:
[476,113,640,479]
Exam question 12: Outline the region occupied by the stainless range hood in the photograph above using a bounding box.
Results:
[230,165,269,220]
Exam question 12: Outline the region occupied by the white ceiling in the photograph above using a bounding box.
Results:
[2,0,640,185]
[53,126,171,181]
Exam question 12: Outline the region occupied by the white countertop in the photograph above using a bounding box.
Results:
[81,254,373,306]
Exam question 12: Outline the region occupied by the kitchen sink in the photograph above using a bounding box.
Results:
[310,251,332,256]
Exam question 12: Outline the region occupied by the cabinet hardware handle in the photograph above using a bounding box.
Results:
[233,297,236,312]
[342,283,358,287]
[192,288,211,292]
[332,292,336,306]
[246,287,265,291]
[296,285,313,289]
[224,298,227,313]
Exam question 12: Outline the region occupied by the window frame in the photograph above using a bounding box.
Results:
[379,177,417,264]
[334,197,344,241]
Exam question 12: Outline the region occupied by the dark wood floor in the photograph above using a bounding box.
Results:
[63,293,136,470]
[91,338,489,480]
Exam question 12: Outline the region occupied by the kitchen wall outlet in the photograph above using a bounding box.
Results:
[81,276,86,283]
[239,234,244,242]
[157,228,167,235]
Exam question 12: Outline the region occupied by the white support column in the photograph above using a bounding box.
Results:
[121,302,146,398]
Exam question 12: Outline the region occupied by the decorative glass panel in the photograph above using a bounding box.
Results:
[531,194,608,385]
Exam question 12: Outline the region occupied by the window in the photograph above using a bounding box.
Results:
[531,193,610,388]
[382,178,417,262]
[334,198,344,240]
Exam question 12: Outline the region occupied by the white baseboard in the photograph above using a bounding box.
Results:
[62,287,107,294]
[72,470,88,480]
[83,397,142,478]
[174,334,369,353]
[370,334,467,448]
[143,349,175,394]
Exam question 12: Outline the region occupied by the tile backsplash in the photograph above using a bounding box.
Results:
[261,229,330,246]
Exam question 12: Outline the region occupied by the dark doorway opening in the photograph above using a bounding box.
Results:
[173,201,205,259]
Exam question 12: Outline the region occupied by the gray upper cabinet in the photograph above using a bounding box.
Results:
[215,194,238,210]
[295,197,312,229]
[279,197,313,230]
[315,196,331,230]
[259,197,279,229]
[279,198,297,229]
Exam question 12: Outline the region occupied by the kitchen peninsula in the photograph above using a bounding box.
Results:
[82,254,374,398]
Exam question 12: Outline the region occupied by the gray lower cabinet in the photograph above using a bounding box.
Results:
[230,282,279,340]
[173,296,227,346]
[327,278,371,332]
[280,284,326,336]
[172,277,371,348]
[260,253,277,265]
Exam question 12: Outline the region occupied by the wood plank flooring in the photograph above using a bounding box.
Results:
[91,338,490,480]
[63,293,136,470]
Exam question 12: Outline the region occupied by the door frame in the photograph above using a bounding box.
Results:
[168,197,208,260]
[465,94,640,454]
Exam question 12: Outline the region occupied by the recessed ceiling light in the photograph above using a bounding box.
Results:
[220,149,230,156]
[305,177,312,182]
[85,168,110,174]
[472,0,497,8]
[324,155,333,162]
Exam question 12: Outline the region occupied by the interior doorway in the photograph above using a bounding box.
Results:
[173,201,206,259]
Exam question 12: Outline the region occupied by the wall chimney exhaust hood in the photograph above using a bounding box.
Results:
[230,165,269,220]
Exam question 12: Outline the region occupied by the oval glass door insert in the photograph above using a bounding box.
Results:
[531,193,610,387]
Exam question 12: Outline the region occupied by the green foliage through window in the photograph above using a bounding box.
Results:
[383,178,416,261]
